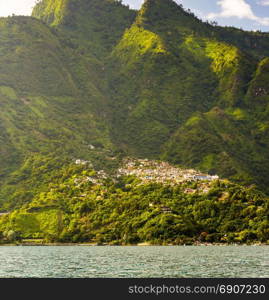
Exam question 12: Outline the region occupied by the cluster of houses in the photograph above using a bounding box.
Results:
[75,159,93,167]
[184,183,211,195]
[74,166,109,186]
[255,87,267,97]
[117,158,219,186]
[73,158,219,195]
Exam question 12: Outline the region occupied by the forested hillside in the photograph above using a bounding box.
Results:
[0,0,269,243]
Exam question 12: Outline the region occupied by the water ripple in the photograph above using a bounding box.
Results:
[0,246,268,278]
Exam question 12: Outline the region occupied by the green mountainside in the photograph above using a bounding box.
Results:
[32,0,136,58]
[0,15,114,209]
[0,0,269,244]
[106,0,269,190]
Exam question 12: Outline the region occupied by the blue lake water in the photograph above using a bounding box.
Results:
[0,246,268,278]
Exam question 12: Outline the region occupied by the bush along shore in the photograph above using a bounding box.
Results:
[0,159,268,246]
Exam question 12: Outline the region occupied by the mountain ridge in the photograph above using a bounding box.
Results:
[0,0,269,243]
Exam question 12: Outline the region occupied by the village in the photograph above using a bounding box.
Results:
[73,157,219,195]
[117,158,219,186]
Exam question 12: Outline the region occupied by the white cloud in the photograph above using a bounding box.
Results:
[207,0,269,26]
[0,0,36,17]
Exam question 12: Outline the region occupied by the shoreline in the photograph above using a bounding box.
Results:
[0,242,268,247]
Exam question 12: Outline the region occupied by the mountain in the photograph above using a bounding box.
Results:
[106,0,269,190]
[0,0,268,243]
[0,14,115,209]
[32,0,136,58]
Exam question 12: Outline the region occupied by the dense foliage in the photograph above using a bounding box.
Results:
[0,164,268,245]
[0,0,269,243]
[106,0,269,191]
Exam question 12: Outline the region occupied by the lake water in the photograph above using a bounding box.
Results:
[0,246,268,278]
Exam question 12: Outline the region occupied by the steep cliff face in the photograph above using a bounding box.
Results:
[32,0,136,58]
[104,0,268,189]
[0,15,112,209]
[1,0,269,211]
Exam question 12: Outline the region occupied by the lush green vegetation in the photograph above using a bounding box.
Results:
[105,0,269,193]
[0,164,268,245]
[0,0,269,243]
[0,14,113,208]
[33,0,136,58]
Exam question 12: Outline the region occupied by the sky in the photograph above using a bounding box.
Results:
[1,0,269,32]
